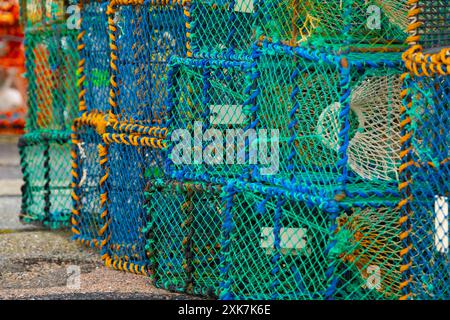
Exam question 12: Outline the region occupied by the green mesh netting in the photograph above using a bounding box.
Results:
[333,205,403,299]
[188,0,255,54]
[187,0,408,54]
[19,130,73,229]
[219,186,330,299]
[145,180,222,297]
[166,47,403,201]
[16,0,448,301]
[143,179,401,299]
[221,183,402,299]
[166,56,256,182]
[19,2,79,228]
[254,46,403,200]
[24,23,78,131]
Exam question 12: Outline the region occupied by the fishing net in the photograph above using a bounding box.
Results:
[107,0,187,125]
[98,131,166,274]
[332,205,403,299]
[69,0,109,244]
[142,178,402,299]
[253,45,403,201]
[24,23,78,131]
[71,112,108,247]
[316,75,402,182]
[166,48,402,200]
[78,0,110,114]
[187,0,255,55]
[166,55,257,183]
[399,48,449,299]
[144,180,223,296]
[19,2,79,228]
[186,0,408,55]
[256,0,408,50]
[18,130,72,228]
[218,183,330,299]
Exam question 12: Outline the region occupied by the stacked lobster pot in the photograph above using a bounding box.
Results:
[150,0,409,300]
[19,0,446,300]
[19,0,78,228]
[398,0,449,300]
[71,0,186,275]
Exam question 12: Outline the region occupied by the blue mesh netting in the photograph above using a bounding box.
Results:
[110,1,187,124]
[99,135,166,273]
[79,0,110,113]
[71,122,105,246]
[400,68,449,299]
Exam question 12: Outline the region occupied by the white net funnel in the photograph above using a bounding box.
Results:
[373,0,409,31]
[316,75,402,182]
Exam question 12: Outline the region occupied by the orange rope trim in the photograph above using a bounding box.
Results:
[102,132,167,149]
[403,46,450,77]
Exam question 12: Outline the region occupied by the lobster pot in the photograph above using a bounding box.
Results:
[71,115,107,247]
[79,0,110,113]
[166,56,256,183]
[24,23,78,131]
[257,0,408,50]
[253,45,403,201]
[145,180,223,297]
[99,132,166,274]
[19,130,72,228]
[219,183,402,300]
[188,0,255,55]
[400,68,450,299]
[108,1,187,124]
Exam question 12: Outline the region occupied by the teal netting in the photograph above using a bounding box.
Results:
[188,0,255,55]
[187,0,408,55]
[166,47,403,202]
[254,45,403,201]
[143,179,401,299]
[144,180,223,297]
[20,1,79,228]
[19,130,72,228]
[166,55,256,183]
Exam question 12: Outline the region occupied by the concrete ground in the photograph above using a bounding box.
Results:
[0,135,192,300]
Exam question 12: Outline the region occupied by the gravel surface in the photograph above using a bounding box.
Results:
[0,136,21,181]
[0,196,34,230]
[0,230,191,300]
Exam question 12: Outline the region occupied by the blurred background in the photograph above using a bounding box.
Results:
[0,0,25,229]
[0,0,26,135]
